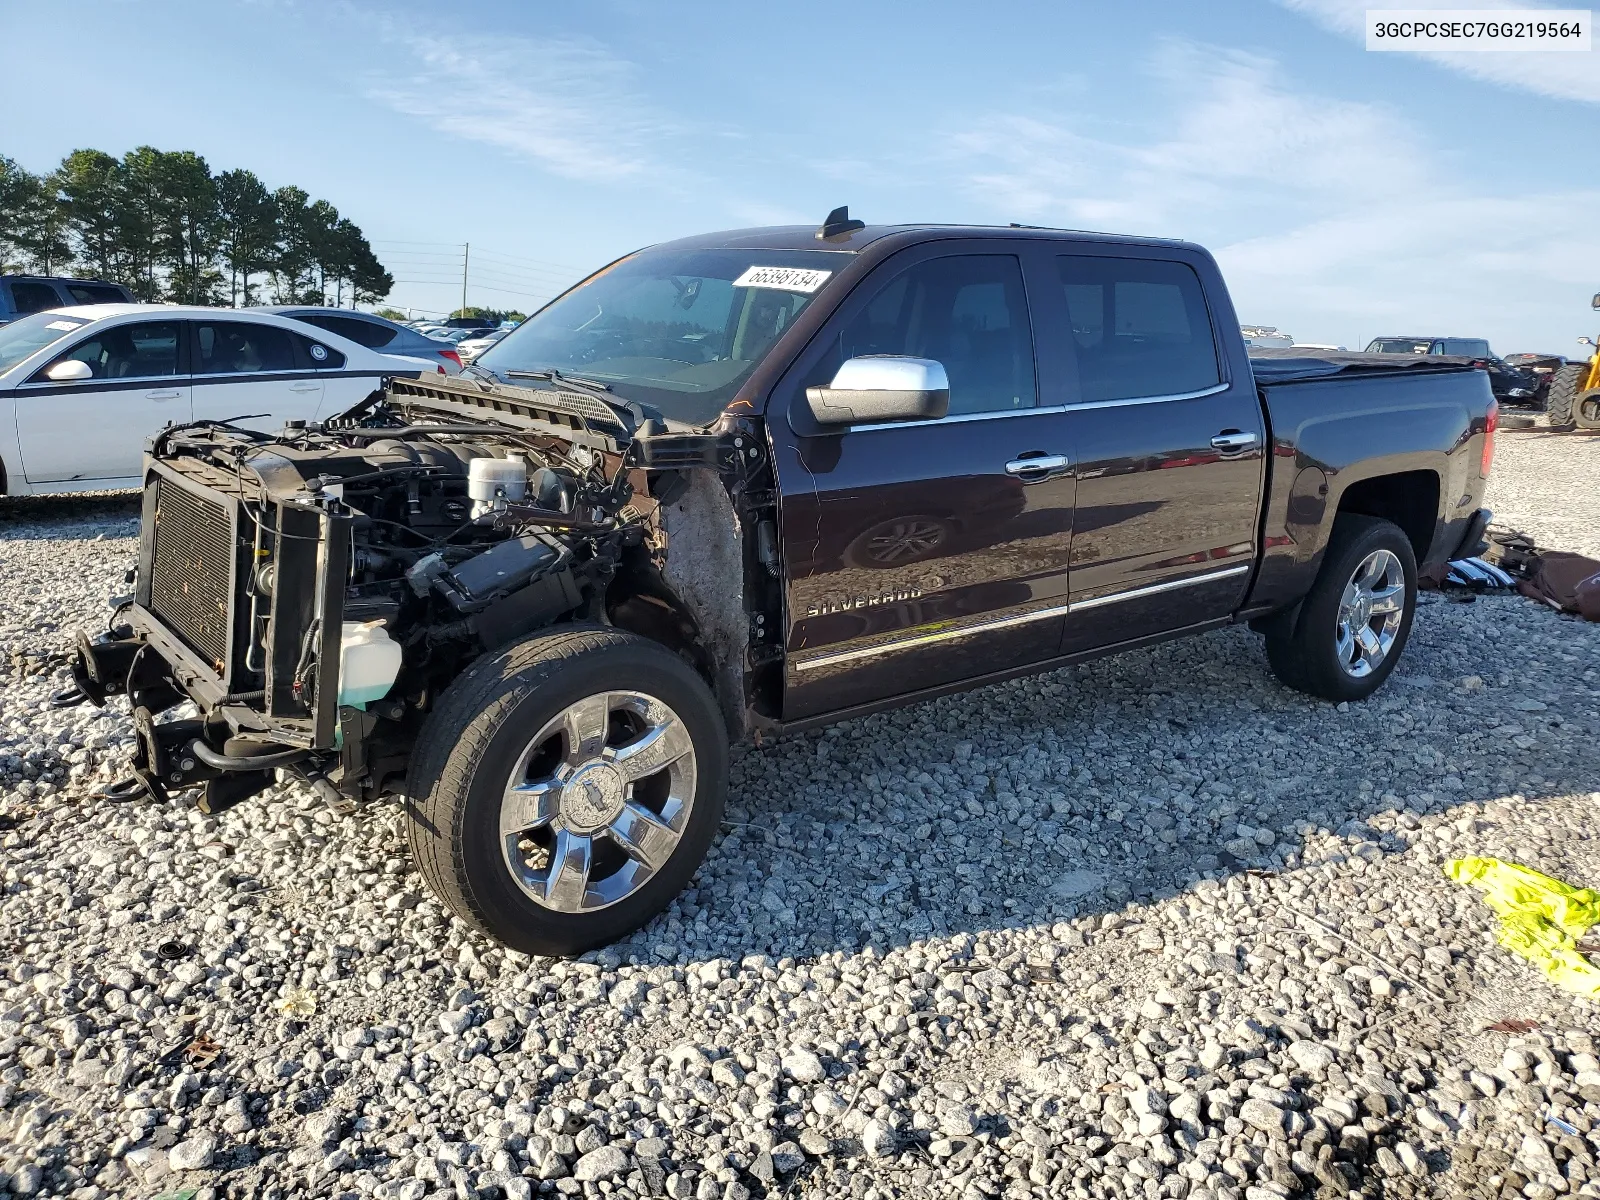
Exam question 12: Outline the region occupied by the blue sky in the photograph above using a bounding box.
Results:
[2,0,1595,351]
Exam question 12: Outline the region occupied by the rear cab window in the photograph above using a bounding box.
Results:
[1437,339,1492,359]
[1054,256,1220,402]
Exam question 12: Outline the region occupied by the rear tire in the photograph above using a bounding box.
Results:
[1265,515,1418,703]
[1546,364,1583,430]
[405,625,728,956]
[1576,389,1600,432]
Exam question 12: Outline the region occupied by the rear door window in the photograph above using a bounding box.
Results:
[1054,257,1220,403]
[10,281,64,314]
[1438,339,1492,358]
[194,321,297,374]
[36,321,181,381]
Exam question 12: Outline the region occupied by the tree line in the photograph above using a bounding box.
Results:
[0,147,393,308]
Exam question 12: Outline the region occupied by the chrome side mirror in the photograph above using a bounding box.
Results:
[45,359,93,383]
[1580,337,1596,348]
[805,356,950,426]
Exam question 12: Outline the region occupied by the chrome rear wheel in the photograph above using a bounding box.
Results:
[1335,549,1405,678]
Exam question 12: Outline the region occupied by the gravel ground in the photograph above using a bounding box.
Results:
[1,429,1598,1200]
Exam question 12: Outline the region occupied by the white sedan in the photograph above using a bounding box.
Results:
[0,305,427,495]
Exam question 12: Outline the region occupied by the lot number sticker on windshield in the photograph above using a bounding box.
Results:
[733,265,833,293]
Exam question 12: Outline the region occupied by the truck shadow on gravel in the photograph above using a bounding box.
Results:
[619,595,1600,966]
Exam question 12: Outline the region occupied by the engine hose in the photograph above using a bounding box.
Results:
[188,739,311,771]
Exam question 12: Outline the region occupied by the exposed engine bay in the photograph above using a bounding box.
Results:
[72,374,777,814]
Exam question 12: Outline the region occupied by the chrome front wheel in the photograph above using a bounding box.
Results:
[1335,549,1405,678]
[500,690,697,914]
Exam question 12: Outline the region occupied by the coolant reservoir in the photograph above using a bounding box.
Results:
[338,621,403,710]
[468,455,528,517]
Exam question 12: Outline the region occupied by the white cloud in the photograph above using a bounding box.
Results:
[1215,192,1600,348]
[947,43,1430,238]
[1276,0,1600,104]
[945,39,1599,350]
[366,34,680,182]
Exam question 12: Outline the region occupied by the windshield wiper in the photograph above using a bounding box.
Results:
[505,368,613,392]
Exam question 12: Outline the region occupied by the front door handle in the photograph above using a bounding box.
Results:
[1211,430,1259,452]
[1005,452,1071,480]
[144,389,183,401]
[289,382,321,393]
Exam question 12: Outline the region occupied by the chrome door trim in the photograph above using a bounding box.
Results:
[843,382,1232,432]
[1063,382,1230,412]
[1067,563,1250,613]
[790,562,1253,672]
[791,601,1073,672]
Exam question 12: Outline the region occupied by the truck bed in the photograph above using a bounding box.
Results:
[1247,350,1495,614]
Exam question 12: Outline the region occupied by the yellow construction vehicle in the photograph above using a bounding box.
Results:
[1547,291,1600,430]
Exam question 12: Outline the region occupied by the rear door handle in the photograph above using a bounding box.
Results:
[144,389,183,401]
[289,382,321,393]
[1211,430,1259,452]
[1005,452,1071,480]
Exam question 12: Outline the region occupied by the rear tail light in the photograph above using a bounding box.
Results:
[1482,401,1498,477]
[440,350,463,369]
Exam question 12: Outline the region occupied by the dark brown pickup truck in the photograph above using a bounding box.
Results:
[69,212,1496,954]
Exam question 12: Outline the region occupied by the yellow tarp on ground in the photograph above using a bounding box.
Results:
[1447,856,1600,997]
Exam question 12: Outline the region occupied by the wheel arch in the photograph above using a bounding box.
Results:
[1332,469,1440,565]
[605,547,745,741]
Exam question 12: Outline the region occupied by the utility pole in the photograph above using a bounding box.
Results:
[461,243,469,317]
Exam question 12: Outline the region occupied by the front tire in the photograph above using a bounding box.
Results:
[405,625,728,956]
[1265,515,1418,703]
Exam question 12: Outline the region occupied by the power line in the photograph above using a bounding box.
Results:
[472,247,583,274]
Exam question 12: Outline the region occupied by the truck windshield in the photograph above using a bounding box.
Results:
[0,311,89,376]
[476,247,850,425]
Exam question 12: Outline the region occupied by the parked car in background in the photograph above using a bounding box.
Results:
[0,305,423,494]
[1292,343,1348,352]
[1364,336,1541,407]
[443,315,500,330]
[1503,352,1566,408]
[0,275,134,324]
[253,306,464,374]
[1240,325,1294,349]
[455,328,509,361]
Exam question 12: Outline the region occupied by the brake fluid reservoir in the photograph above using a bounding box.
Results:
[468,455,528,517]
[338,621,403,710]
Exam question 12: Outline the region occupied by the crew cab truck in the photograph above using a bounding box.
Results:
[67,214,1496,955]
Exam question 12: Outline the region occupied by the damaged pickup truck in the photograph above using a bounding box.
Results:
[67,213,1497,954]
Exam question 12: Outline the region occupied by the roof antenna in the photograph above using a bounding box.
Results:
[816,205,865,242]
